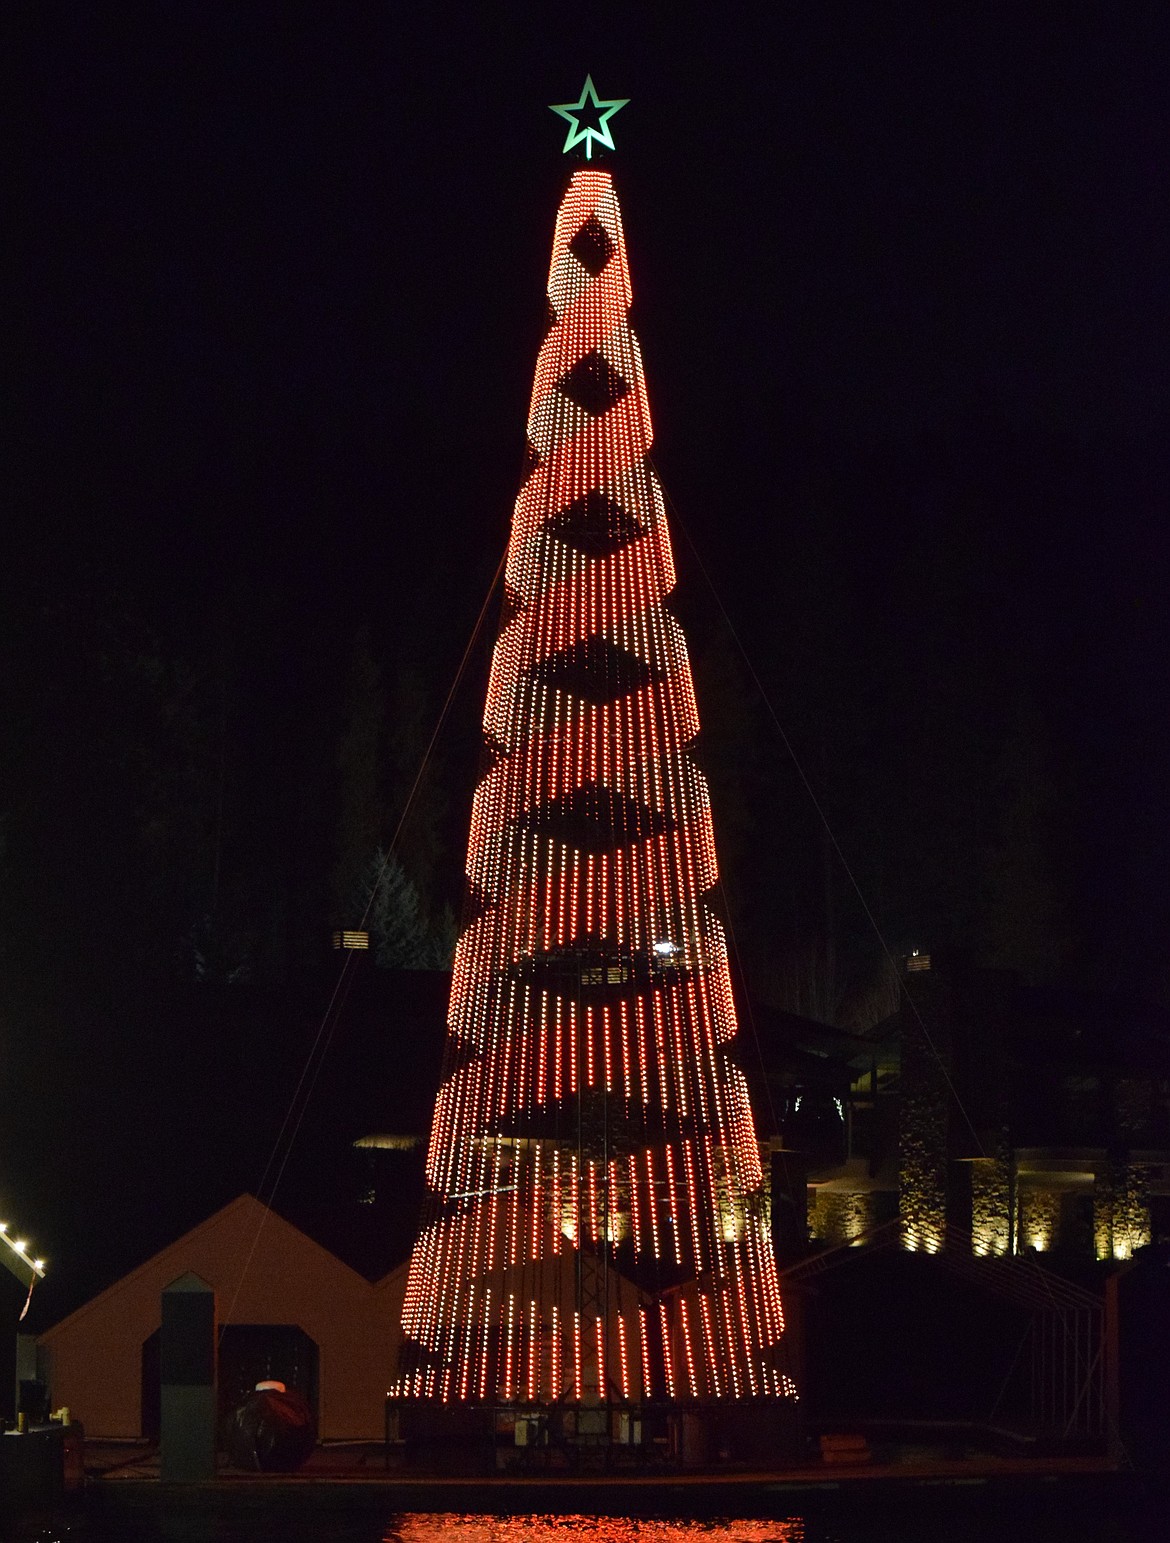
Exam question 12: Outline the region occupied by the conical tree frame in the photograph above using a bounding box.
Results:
[393,169,794,1409]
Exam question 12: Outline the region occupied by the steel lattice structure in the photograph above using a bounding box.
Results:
[393,169,793,1409]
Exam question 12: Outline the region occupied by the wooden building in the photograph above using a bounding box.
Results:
[37,1194,408,1441]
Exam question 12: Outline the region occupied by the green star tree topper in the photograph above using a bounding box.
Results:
[549,75,629,160]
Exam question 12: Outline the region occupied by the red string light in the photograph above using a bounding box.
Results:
[393,167,791,1412]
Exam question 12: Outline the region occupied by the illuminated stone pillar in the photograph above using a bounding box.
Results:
[1019,1188,1062,1253]
[970,1146,1012,1257]
[1095,1161,1153,1262]
[898,968,950,1252]
[808,1190,875,1247]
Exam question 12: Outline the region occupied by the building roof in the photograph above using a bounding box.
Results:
[23,966,449,1330]
[37,1192,388,1345]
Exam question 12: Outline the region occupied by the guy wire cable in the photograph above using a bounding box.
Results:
[648,455,988,1162]
[220,544,508,1338]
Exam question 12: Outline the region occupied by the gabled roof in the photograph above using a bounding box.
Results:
[38,1192,371,1343]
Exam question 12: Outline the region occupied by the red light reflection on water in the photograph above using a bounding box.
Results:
[386,1518,803,1543]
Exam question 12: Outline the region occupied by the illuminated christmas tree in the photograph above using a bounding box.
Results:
[393,85,793,1418]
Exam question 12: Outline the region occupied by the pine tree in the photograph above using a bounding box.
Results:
[421,903,458,970]
[358,848,429,970]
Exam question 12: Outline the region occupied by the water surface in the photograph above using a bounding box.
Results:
[74,1498,1157,1543]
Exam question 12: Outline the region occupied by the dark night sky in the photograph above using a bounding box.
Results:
[12,7,1165,600]
[4,4,1168,1318]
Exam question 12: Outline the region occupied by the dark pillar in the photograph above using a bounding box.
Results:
[14,1334,39,1421]
[771,1146,809,1266]
[159,1272,216,1481]
[898,965,952,1250]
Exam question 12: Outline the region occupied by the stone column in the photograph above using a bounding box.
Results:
[898,965,951,1251]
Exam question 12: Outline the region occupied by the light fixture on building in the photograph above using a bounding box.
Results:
[906,950,931,973]
[332,930,369,951]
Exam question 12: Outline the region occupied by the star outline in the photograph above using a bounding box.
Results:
[549,74,630,161]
